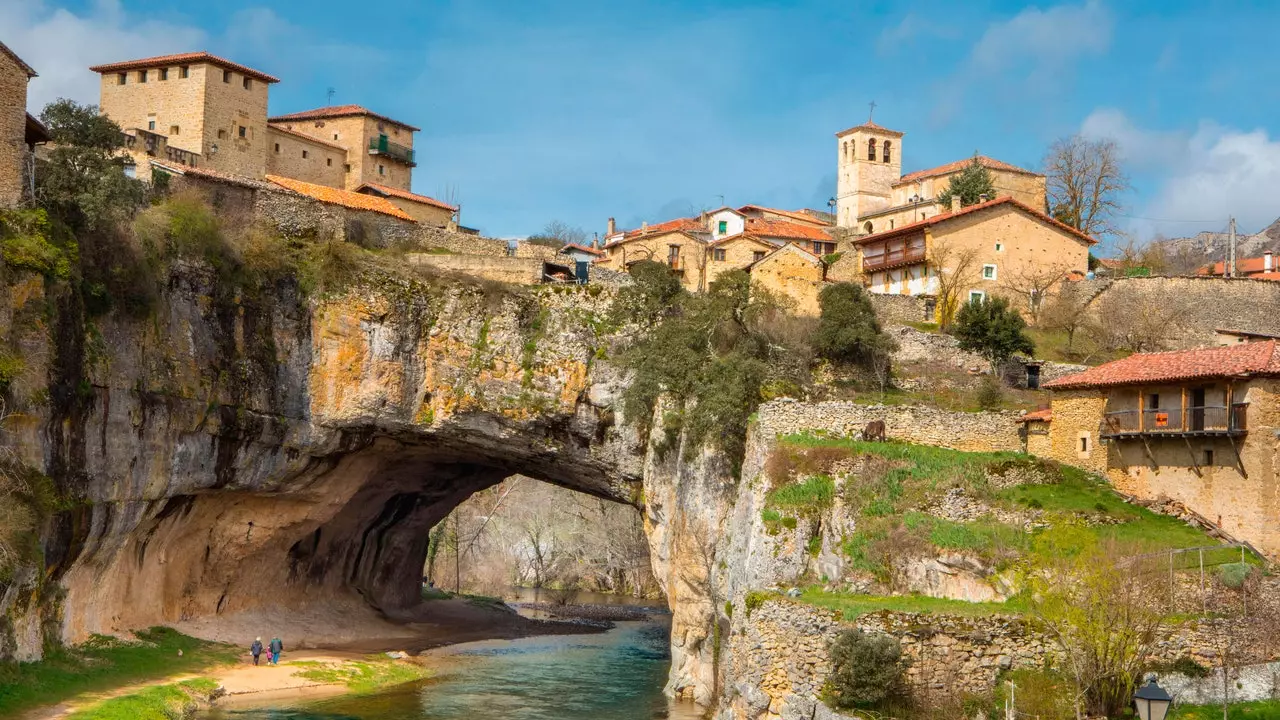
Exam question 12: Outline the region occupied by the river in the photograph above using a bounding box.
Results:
[199,606,704,720]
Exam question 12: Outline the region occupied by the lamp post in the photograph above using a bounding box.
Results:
[1133,678,1173,720]
[909,193,923,222]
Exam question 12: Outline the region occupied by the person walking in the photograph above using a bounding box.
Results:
[268,636,283,665]
[250,637,264,666]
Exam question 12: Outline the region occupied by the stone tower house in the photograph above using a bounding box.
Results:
[835,121,903,231]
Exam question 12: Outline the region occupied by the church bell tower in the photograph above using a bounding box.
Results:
[835,114,903,232]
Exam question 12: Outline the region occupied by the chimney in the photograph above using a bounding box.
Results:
[949,195,961,213]
[1266,251,1274,272]
[642,221,649,230]
[607,217,616,236]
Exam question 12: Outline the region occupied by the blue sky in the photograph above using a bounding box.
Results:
[6,0,1280,248]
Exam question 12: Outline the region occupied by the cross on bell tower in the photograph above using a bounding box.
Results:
[834,105,903,230]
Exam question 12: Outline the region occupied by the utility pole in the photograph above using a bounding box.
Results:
[1005,680,1016,720]
[1227,217,1238,278]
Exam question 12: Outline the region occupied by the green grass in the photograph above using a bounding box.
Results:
[1171,700,1280,719]
[796,588,1024,618]
[766,474,836,514]
[66,678,217,720]
[0,627,239,718]
[294,658,431,694]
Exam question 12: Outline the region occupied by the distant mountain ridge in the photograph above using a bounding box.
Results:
[1151,217,1280,269]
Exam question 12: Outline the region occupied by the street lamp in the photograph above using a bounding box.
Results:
[1133,678,1173,720]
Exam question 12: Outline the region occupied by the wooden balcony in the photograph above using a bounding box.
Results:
[368,136,417,166]
[1099,403,1248,439]
[862,245,926,272]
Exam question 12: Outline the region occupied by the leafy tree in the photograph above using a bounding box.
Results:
[823,629,905,709]
[35,99,145,232]
[953,295,1035,370]
[814,282,896,368]
[936,155,996,210]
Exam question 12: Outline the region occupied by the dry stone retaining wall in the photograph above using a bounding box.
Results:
[1079,276,1280,350]
[869,293,934,326]
[758,399,1024,453]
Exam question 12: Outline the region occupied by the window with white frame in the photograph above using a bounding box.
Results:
[994,242,1003,252]
[982,263,997,280]
[969,290,986,303]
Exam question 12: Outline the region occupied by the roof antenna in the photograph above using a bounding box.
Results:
[326,87,336,106]
[868,100,877,123]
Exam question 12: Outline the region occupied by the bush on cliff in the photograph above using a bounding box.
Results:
[822,629,906,709]
[953,295,1035,371]
[614,263,813,473]
[814,282,896,370]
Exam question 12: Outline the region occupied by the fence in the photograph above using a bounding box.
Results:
[1124,543,1263,614]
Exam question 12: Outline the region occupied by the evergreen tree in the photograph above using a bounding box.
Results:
[36,99,145,231]
[813,282,896,367]
[936,155,997,210]
[953,295,1035,371]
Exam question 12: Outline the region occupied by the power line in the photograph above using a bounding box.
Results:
[1117,213,1225,223]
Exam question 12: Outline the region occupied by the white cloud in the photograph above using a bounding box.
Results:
[1081,109,1280,237]
[970,0,1112,77]
[0,0,206,111]
[876,13,953,55]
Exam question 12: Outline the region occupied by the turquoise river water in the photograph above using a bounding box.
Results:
[199,616,704,720]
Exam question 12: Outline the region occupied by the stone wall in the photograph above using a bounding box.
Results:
[720,599,1051,719]
[265,127,346,189]
[870,292,934,325]
[1080,276,1280,350]
[0,48,29,207]
[416,226,510,256]
[757,398,1024,453]
[515,242,560,260]
[405,253,544,285]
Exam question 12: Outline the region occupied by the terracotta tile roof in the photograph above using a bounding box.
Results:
[1017,408,1053,423]
[266,124,348,151]
[149,161,279,190]
[851,196,1097,246]
[1251,272,1280,281]
[89,52,279,83]
[265,175,415,221]
[737,205,832,228]
[268,105,421,132]
[708,233,784,249]
[836,120,904,138]
[1199,256,1275,276]
[560,243,604,257]
[620,217,705,239]
[748,241,822,269]
[744,217,832,242]
[1096,258,1126,269]
[1044,341,1280,390]
[25,114,51,144]
[895,155,1041,185]
[0,41,37,77]
[356,182,457,212]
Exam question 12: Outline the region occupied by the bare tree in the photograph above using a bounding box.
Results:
[999,261,1076,323]
[1083,285,1189,354]
[1044,135,1131,239]
[527,220,588,249]
[1040,285,1095,358]
[929,239,981,330]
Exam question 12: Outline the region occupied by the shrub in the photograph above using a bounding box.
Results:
[953,296,1035,370]
[743,590,771,617]
[976,374,1004,410]
[814,282,895,367]
[823,629,905,709]
[1217,561,1252,589]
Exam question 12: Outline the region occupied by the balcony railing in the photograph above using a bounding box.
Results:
[862,245,926,272]
[667,256,684,272]
[368,136,417,166]
[1099,404,1248,438]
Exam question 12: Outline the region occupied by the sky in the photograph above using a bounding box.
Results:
[5,0,1280,248]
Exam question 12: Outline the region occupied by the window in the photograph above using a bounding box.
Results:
[667,245,681,267]
[327,158,333,166]
[238,126,247,139]
[995,242,1003,252]
[815,241,836,255]
[753,250,766,262]
[117,72,127,85]
[1077,432,1092,458]
[862,221,873,234]
[883,140,892,163]
[302,150,309,159]
[344,163,351,173]
[274,143,280,153]
[138,70,147,83]
[378,164,385,175]
[243,77,252,90]
[217,129,228,140]
[889,220,894,229]
[712,248,726,261]
[333,133,339,140]
[1204,449,1215,465]
[159,68,169,81]
[842,141,848,160]
[1080,436,1089,452]
[969,290,986,303]
[170,125,180,135]
[223,70,232,83]
[147,120,156,131]
[718,220,727,234]
[867,138,877,161]
[1147,393,1160,410]
[982,264,997,280]
[180,66,189,78]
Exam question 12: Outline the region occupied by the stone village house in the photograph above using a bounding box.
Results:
[0,41,51,207]
[86,52,457,227]
[1027,341,1280,558]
